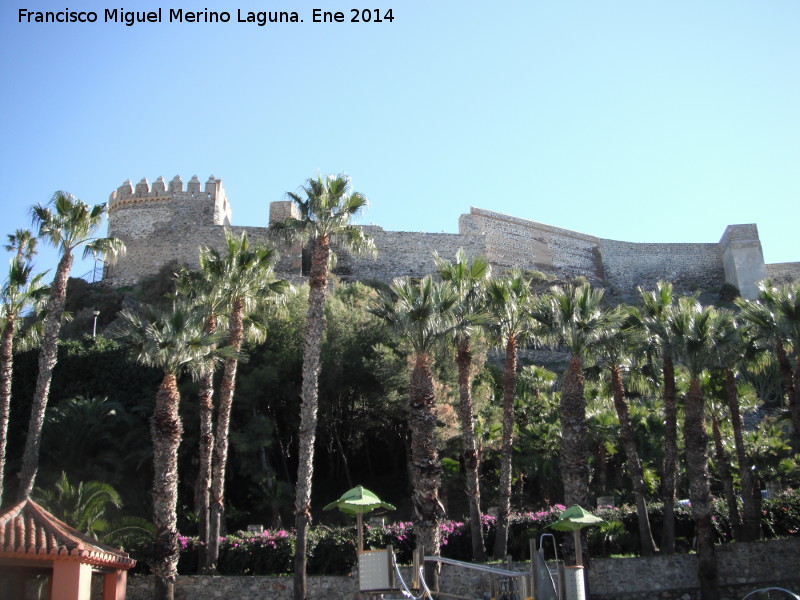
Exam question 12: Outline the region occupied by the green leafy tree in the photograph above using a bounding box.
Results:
[485,269,534,559]
[17,192,125,500]
[271,174,375,600]
[116,302,226,600]
[434,249,491,561]
[370,275,456,589]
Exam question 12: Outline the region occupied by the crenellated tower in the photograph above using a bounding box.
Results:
[106,175,233,284]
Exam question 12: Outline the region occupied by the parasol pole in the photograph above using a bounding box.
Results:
[573,529,582,566]
[357,512,364,553]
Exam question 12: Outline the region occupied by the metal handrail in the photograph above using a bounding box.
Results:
[741,589,800,600]
[423,555,530,600]
[424,555,526,577]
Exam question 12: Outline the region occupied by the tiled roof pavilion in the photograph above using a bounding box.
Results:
[0,498,136,600]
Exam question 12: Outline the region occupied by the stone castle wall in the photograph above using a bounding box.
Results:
[767,262,800,285]
[104,175,798,297]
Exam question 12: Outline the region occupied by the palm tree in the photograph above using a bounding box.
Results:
[0,256,47,504]
[739,282,800,445]
[16,192,125,500]
[271,174,375,600]
[596,308,657,555]
[672,298,721,600]
[5,229,38,262]
[529,283,605,565]
[485,269,534,559]
[434,249,491,561]
[206,232,288,572]
[702,372,743,541]
[176,256,226,572]
[116,302,226,600]
[628,281,681,553]
[34,472,155,552]
[708,310,763,542]
[371,275,456,589]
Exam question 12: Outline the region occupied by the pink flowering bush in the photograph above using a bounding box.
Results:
[169,491,800,576]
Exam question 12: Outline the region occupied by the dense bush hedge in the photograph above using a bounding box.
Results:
[164,489,799,576]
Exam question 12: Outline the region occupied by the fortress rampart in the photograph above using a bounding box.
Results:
[104,175,799,299]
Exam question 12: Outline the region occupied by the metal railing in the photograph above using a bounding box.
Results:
[741,589,800,600]
[423,555,531,600]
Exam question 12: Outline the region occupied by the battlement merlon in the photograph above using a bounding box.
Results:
[108,175,232,226]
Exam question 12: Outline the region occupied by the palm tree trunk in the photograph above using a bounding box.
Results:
[151,373,184,600]
[294,237,330,600]
[710,413,742,540]
[17,251,73,500]
[409,353,443,590]
[725,369,761,541]
[492,335,518,560]
[610,364,657,556]
[775,339,795,405]
[195,316,216,573]
[0,315,15,505]
[684,377,719,600]
[456,337,486,562]
[561,356,590,508]
[661,354,679,554]
[561,356,590,566]
[208,300,244,571]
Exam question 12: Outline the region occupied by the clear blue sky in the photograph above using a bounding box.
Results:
[2,0,798,278]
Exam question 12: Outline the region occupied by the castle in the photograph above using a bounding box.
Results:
[106,175,800,299]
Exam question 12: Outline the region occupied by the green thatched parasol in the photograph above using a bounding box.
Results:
[548,505,604,566]
[323,486,396,553]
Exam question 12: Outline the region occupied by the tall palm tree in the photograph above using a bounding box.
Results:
[176,256,226,572]
[116,302,226,600]
[628,281,681,553]
[370,275,456,589]
[529,283,605,564]
[702,372,743,541]
[672,298,721,600]
[0,256,47,504]
[206,232,288,572]
[708,310,763,542]
[434,249,491,561]
[596,308,657,555]
[17,192,124,500]
[485,269,534,559]
[271,174,375,600]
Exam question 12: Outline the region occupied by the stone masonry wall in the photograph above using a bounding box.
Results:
[599,239,725,293]
[767,262,800,285]
[105,176,797,294]
[333,227,487,282]
[459,207,604,282]
[121,538,800,600]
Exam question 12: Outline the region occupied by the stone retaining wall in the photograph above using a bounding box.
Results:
[123,538,800,600]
